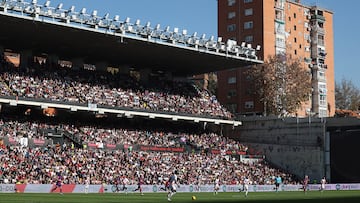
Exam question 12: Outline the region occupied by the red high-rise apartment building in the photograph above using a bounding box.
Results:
[217,0,334,117]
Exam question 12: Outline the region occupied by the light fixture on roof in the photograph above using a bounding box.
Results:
[80,7,86,15]
[68,5,75,13]
[113,15,119,21]
[155,24,160,30]
[91,10,97,17]
[56,3,63,10]
[135,19,140,25]
[173,27,178,33]
[103,13,109,20]
[44,0,50,7]
[256,45,261,51]
[31,0,37,5]
[125,17,130,23]
[241,42,246,47]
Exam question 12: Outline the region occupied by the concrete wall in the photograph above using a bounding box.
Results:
[226,116,327,182]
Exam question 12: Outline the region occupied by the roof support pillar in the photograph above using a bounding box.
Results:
[71,58,84,70]
[20,49,33,69]
[140,68,151,84]
[95,61,108,71]
[47,54,59,66]
[0,46,4,62]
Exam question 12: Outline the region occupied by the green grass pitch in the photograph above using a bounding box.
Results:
[1,191,360,203]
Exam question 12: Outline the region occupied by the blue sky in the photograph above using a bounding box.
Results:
[40,0,359,88]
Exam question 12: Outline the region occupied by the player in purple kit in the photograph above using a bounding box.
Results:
[51,172,63,194]
[167,170,179,202]
[133,174,144,195]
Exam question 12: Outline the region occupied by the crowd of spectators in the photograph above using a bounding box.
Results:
[0,144,298,186]
[0,118,247,154]
[0,59,233,119]
[0,118,298,186]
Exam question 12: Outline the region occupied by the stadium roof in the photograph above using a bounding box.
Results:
[0,1,262,76]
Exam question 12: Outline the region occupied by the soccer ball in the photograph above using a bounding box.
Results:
[192,196,196,200]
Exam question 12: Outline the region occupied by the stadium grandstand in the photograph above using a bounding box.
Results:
[0,0,304,193]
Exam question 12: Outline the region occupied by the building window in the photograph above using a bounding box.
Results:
[319,95,327,106]
[293,13,297,18]
[288,16,291,21]
[318,35,325,46]
[228,0,236,6]
[228,76,236,84]
[318,71,326,80]
[294,25,297,31]
[245,101,254,109]
[227,89,237,98]
[245,35,253,43]
[294,37,297,43]
[294,49,297,55]
[245,8,253,16]
[227,24,236,32]
[228,11,236,19]
[227,103,237,113]
[244,21,253,29]
[244,0,253,3]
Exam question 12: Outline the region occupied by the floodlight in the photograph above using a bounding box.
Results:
[135,19,140,25]
[173,27,178,33]
[146,21,151,27]
[125,17,130,23]
[209,36,214,41]
[165,26,170,32]
[44,0,50,7]
[201,34,206,39]
[182,29,187,35]
[68,5,75,13]
[71,14,77,20]
[24,6,31,12]
[34,7,40,14]
[56,3,63,10]
[247,44,252,49]
[113,15,119,21]
[31,0,37,5]
[91,10,97,17]
[217,37,223,43]
[47,9,52,15]
[226,39,236,46]
[256,45,261,51]
[192,32,197,37]
[80,8,86,14]
[241,42,246,47]
[155,24,160,30]
[103,13,109,19]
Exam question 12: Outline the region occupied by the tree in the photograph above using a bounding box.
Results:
[335,78,360,111]
[245,54,312,117]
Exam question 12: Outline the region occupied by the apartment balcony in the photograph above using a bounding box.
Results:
[274,2,285,10]
[311,14,325,22]
[311,25,325,35]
